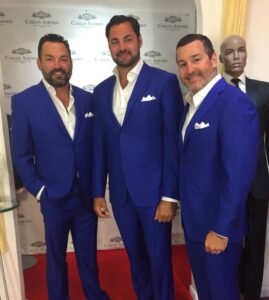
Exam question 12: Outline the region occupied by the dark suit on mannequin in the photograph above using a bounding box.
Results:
[220,35,269,300]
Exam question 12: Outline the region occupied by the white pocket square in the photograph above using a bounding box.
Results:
[141,95,156,102]
[194,122,210,129]
[84,112,94,118]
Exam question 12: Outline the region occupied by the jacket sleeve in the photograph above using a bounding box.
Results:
[11,95,43,196]
[161,74,184,200]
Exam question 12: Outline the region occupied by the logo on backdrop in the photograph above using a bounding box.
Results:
[143,50,168,66]
[3,83,15,97]
[71,50,85,62]
[157,14,189,31]
[93,50,112,63]
[70,10,103,28]
[102,236,124,249]
[18,212,32,224]
[5,47,36,63]
[31,241,46,248]
[25,10,59,26]
[0,11,14,25]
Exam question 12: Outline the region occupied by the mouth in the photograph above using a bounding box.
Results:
[117,51,131,59]
[231,63,241,68]
[186,75,199,83]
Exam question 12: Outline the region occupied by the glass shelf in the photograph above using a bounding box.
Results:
[0,201,18,213]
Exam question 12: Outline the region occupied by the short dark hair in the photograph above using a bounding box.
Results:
[38,33,71,59]
[105,15,140,39]
[176,34,214,58]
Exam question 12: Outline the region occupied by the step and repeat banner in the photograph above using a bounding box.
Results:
[0,3,196,253]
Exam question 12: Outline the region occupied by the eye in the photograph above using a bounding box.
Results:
[225,50,233,55]
[60,57,69,62]
[178,62,186,68]
[110,39,119,46]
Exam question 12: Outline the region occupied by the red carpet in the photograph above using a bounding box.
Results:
[24,245,192,300]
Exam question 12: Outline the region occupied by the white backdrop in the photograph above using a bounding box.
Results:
[0,2,196,253]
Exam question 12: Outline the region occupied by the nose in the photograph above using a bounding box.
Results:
[186,63,195,74]
[118,41,127,51]
[233,50,239,59]
[52,59,61,69]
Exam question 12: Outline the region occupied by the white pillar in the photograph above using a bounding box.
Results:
[0,61,25,300]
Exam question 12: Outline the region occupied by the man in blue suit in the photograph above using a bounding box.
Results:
[11,34,109,300]
[220,35,269,300]
[176,34,259,300]
[92,15,184,300]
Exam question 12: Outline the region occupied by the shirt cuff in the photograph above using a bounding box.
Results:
[36,186,45,201]
[161,196,178,203]
[211,231,228,239]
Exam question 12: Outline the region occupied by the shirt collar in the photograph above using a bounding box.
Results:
[42,78,73,96]
[112,59,144,83]
[185,74,222,108]
[223,72,246,86]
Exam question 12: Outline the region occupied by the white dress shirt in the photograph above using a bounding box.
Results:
[36,79,76,200]
[42,79,76,139]
[112,60,176,203]
[182,74,222,140]
[222,72,246,93]
[112,59,143,124]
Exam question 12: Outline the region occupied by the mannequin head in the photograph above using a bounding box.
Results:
[219,35,247,77]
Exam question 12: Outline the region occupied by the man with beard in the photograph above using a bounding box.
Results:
[11,34,109,300]
[176,34,259,300]
[220,35,269,300]
[92,15,184,300]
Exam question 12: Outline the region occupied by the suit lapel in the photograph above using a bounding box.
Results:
[246,77,258,105]
[73,87,83,141]
[39,81,72,140]
[183,78,226,146]
[106,76,122,128]
[123,64,151,125]
[178,103,189,151]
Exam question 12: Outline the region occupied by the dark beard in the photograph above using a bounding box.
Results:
[43,68,71,87]
[113,50,140,68]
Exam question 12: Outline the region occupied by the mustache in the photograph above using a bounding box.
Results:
[116,50,131,56]
[185,71,201,81]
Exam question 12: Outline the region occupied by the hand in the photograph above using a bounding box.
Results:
[93,197,110,218]
[204,231,228,255]
[155,200,177,222]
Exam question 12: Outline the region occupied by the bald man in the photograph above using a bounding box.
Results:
[220,35,269,300]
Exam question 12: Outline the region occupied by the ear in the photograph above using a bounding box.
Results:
[211,52,218,69]
[36,58,42,71]
[219,54,223,64]
[138,34,143,48]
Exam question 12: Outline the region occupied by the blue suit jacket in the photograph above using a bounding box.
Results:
[179,78,259,241]
[92,63,184,207]
[11,81,94,205]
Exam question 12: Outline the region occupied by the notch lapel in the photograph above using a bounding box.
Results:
[183,78,226,146]
[123,64,150,125]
